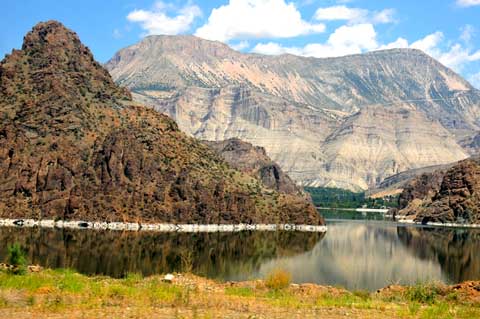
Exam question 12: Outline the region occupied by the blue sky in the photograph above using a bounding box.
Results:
[2,0,480,87]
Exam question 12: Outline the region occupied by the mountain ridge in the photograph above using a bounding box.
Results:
[106,34,480,190]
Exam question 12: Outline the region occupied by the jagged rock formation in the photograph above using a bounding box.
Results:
[0,21,323,225]
[398,157,480,224]
[204,138,302,195]
[106,35,480,190]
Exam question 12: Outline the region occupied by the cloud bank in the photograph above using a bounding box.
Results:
[194,0,325,42]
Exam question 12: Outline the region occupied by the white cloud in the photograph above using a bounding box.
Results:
[378,37,409,50]
[456,0,480,7]
[229,40,250,51]
[314,5,395,24]
[252,42,297,55]
[127,1,202,35]
[410,31,444,52]
[194,0,325,42]
[314,6,367,21]
[460,25,475,43]
[253,23,378,58]
[468,72,480,88]
[372,9,396,24]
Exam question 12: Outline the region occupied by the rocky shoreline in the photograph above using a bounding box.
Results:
[0,218,327,233]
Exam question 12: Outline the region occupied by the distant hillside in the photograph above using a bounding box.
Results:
[106,35,480,190]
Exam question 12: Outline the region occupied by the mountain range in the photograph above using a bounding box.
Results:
[0,21,322,225]
[106,35,480,191]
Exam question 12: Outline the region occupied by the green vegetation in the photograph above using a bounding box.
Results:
[404,282,443,304]
[0,268,478,318]
[6,243,27,275]
[305,187,398,209]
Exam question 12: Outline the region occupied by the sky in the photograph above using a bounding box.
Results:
[2,0,480,88]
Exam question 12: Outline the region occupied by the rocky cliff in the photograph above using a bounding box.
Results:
[397,157,480,224]
[0,21,322,225]
[106,35,480,190]
[204,138,302,196]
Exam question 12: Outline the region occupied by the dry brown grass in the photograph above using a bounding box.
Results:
[265,269,292,290]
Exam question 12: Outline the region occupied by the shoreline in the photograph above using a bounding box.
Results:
[0,218,327,233]
[317,207,390,213]
[397,219,480,229]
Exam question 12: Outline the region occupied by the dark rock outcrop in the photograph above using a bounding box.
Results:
[204,138,301,195]
[398,157,480,224]
[0,21,323,225]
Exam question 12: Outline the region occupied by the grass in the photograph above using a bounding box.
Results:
[224,286,255,297]
[265,269,291,290]
[0,269,478,318]
[404,282,441,304]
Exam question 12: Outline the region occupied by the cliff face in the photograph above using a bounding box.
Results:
[106,35,480,190]
[0,21,323,225]
[398,157,480,224]
[204,138,303,196]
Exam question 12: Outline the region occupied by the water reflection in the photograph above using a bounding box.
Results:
[255,222,448,290]
[1,222,479,291]
[397,226,480,283]
[0,227,323,279]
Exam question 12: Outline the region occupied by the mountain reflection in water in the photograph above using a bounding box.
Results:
[0,227,323,279]
[0,222,479,291]
[396,226,480,283]
[251,222,480,290]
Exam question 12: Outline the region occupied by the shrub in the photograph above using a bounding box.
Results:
[265,269,291,290]
[7,243,27,275]
[405,282,439,304]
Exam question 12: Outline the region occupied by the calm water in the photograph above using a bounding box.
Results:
[1,215,479,290]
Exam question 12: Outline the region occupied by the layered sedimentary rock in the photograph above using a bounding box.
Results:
[398,157,480,224]
[0,21,322,225]
[106,35,480,190]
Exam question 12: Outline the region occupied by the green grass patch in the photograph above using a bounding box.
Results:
[225,286,255,297]
[404,282,440,304]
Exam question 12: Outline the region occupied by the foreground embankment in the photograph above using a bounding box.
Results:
[0,267,479,318]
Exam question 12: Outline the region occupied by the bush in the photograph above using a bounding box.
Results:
[405,283,439,304]
[7,243,27,275]
[265,269,291,290]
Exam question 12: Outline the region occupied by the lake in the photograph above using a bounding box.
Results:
[1,212,479,291]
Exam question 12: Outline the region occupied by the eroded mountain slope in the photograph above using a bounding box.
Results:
[106,35,480,190]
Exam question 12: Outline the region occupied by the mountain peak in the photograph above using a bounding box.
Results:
[1,20,130,110]
[0,20,132,142]
[22,20,79,51]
